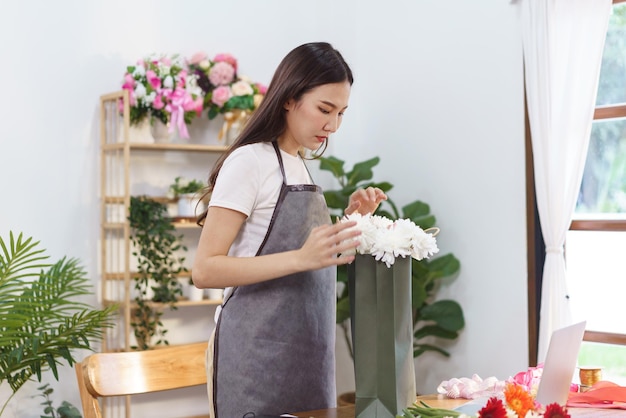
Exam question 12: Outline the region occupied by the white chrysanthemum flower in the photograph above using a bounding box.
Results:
[369,214,393,229]
[411,230,439,260]
[340,213,439,267]
[352,214,379,254]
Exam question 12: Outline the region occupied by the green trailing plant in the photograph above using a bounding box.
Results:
[319,155,465,360]
[128,196,187,350]
[36,383,82,418]
[0,232,116,416]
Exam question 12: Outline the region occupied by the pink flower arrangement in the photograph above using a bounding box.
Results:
[188,51,267,120]
[120,54,204,138]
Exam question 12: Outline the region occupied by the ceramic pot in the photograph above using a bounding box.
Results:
[187,284,204,302]
[125,118,154,143]
[177,194,205,217]
[151,119,173,143]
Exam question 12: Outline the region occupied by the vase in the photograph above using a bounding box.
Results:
[125,118,154,143]
[348,255,416,418]
[151,119,173,143]
[206,288,224,300]
[218,110,250,145]
[186,284,204,302]
[177,194,205,218]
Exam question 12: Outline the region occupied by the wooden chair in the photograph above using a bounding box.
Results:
[75,342,209,418]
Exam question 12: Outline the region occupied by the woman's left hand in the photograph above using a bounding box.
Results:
[345,187,387,216]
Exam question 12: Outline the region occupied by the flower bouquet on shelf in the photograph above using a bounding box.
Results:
[188,51,267,142]
[339,213,439,417]
[120,53,204,139]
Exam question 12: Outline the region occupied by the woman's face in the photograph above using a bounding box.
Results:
[279,81,351,155]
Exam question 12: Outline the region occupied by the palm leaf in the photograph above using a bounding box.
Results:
[0,232,116,414]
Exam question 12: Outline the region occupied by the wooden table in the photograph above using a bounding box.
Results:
[292,395,466,417]
[292,394,626,417]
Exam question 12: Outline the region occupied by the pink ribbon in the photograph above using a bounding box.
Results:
[166,89,189,139]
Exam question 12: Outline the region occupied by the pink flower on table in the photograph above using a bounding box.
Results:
[508,364,543,395]
[209,62,235,86]
[160,56,171,66]
[213,53,238,71]
[211,85,232,107]
[189,51,207,65]
[146,70,161,89]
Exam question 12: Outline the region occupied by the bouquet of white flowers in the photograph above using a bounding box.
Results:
[340,213,439,267]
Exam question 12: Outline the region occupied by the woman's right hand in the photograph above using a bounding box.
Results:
[297,220,361,270]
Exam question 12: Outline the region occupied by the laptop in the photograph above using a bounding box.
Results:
[454,320,587,414]
[535,320,587,406]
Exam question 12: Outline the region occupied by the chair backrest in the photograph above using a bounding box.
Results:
[75,342,208,418]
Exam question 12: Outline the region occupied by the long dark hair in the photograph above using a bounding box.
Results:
[197,42,353,225]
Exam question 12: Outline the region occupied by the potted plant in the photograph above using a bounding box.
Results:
[36,384,82,418]
[0,232,115,416]
[318,155,465,360]
[128,196,187,350]
[168,176,207,218]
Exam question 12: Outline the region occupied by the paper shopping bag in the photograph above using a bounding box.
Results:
[348,254,416,418]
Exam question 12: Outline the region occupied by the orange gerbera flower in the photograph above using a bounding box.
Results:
[504,382,535,417]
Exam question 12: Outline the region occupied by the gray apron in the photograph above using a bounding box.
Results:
[212,142,337,417]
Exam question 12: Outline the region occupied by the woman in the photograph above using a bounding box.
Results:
[193,42,386,417]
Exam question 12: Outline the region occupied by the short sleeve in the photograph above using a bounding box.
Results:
[208,147,260,217]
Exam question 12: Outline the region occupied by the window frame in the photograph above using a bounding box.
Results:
[527,0,626,365]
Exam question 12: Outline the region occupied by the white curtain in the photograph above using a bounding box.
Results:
[521,0,612,362]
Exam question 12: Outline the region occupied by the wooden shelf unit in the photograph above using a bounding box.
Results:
[99,90,226,418]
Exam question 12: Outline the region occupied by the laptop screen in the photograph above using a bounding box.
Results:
[535,321,587,406]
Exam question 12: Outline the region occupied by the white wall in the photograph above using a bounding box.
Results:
[0,0,526,416]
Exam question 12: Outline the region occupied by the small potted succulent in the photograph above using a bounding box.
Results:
[168,176,207,218]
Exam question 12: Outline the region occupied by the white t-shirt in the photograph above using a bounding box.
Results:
[208,142,313,312]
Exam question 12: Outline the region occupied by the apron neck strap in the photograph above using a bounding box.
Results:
[271,141,288,185]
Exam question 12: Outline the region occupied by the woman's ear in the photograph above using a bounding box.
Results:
[284,99,294,111]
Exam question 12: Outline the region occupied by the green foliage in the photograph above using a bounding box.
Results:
[128,196,187,350]
[37,383,82,418]
[168,176,206,198]
[0,232,115,416]
[579,5,626,214]
[318,155,465,359]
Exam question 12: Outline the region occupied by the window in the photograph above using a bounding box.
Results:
[567,1,626,384]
